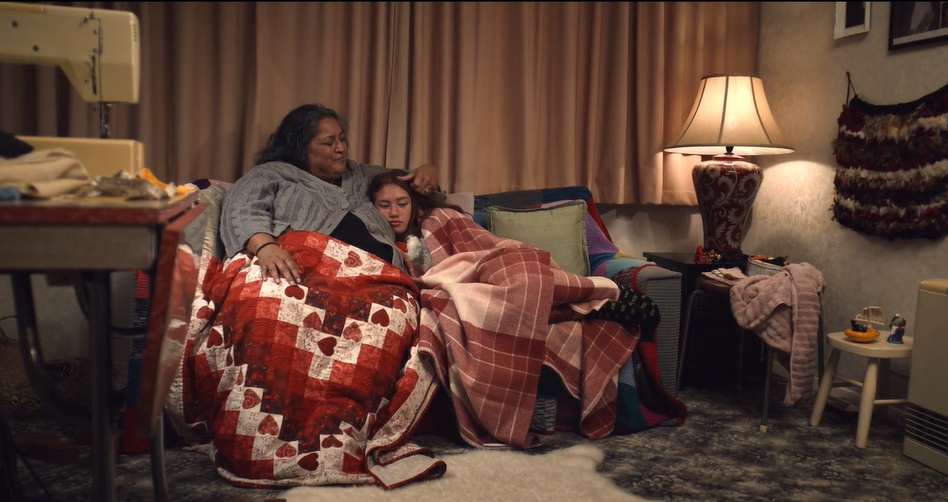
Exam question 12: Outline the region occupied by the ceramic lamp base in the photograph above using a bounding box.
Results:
[692,154,762,260]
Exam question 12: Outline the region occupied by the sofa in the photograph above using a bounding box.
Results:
[466,185,683,396]
[120,183,685,458]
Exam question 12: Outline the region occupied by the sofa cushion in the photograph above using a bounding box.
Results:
[537,201,618,274]
[487,200,590,276]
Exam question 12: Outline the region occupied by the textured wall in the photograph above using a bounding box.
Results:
[753,2,948,383]
[604,2,948,388]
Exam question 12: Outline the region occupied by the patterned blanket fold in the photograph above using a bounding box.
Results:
[166,231,444,489]
[414,208,639,449]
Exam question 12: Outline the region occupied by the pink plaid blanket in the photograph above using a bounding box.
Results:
[415,208,640,449]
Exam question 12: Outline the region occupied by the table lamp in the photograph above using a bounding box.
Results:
[665,74,793,262]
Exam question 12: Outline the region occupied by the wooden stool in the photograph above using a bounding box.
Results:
[809,331,913,449]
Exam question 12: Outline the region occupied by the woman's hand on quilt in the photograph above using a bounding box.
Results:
[249,236,301,285]
[398,164,439,194]
[256,245,300,285]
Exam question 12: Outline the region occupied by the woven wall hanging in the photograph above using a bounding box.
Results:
[832,75,948,240]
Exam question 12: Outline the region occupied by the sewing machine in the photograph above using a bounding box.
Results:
[1,5,206,501]
[0,1,144,176]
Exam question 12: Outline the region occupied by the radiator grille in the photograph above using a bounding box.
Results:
[641,275,681,397]
[904,403,948,457]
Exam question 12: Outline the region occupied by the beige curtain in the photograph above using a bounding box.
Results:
[0,2,758,205]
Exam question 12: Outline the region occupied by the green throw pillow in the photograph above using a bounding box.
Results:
[487,200,590,276]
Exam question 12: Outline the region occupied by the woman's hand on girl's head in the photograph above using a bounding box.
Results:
[255,244,301,285]
[399,164,439,195]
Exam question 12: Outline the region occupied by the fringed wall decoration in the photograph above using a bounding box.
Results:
[832,77,948,240]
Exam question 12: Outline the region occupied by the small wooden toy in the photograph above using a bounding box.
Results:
[887,314,906,344]
[844,306,886,342]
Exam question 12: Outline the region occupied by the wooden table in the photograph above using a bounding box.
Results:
[0,193,208,502]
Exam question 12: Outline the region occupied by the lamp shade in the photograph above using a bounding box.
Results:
[665,74,793,156]
[665,74,792,262]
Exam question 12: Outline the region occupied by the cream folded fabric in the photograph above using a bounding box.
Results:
[700,266,748,287]
[0,148,91,198]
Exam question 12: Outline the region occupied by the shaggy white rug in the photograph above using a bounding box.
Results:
[280,444,660,502]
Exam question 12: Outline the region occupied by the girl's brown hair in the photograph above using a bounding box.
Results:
[368,169,466,239]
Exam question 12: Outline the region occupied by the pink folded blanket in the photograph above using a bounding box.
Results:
[729,263,825,406]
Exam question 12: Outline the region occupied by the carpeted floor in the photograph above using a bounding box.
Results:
[7,377,948,502]
[281,444,660,502]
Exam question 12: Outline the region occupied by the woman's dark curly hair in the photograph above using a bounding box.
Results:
[254,104,348,171]
[368,169,465,239]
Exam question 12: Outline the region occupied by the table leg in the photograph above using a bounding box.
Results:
[150,413,169,502]
[737,329,746,391]
[11,272,117,501]
[855,358,879,449]
[759,344,775,433]
[810,348,842,426]
[11,273,79,418]
[676,289,703,391]
[85,271,117,501]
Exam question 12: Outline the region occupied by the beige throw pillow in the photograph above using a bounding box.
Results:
[487,200,590,276]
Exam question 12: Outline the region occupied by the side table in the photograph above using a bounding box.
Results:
[0,193,208,502]
[643,252,747,377]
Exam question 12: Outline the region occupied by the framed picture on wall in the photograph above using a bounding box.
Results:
[889,1,948,50]
[835,2,871,39]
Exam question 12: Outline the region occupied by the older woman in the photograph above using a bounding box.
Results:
[170,104,449,489]
[220,103,439,285]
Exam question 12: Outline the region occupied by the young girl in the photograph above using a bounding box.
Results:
[367,169,465,274]
[368,171,661,334]
[367,171,679,448]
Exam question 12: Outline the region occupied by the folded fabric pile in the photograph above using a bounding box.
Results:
[0,147,92,200]
[701,267,748,287]
[96,167,195,200]
[0,129,194,201]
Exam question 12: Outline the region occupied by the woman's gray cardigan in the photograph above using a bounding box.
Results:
[220,159,406,271]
